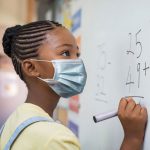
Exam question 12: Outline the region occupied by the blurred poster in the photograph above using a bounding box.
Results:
[69,95,79,113]
[63,0,72,30]
[56,107,68,126]
[68,120,79,137]
[71,9,81,33]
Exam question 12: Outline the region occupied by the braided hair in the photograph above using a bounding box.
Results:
[2,20,62,80]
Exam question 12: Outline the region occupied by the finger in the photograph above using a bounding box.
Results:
[126,96,133,102]
[133,104,141,115]
[140,107,148,118]
[118,98,128,114]
[125,98,136,113]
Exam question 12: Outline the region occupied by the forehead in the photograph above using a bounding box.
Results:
[44,27,76,48]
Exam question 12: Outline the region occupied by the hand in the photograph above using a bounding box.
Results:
[118,98,148,150]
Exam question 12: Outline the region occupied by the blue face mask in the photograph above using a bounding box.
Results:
[32,58,87,98]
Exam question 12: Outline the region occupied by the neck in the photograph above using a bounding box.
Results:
[25,81,60,117]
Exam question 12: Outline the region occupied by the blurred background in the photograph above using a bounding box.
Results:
[0,0,81,131]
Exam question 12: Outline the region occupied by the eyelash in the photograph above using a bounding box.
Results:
[62,51,70,56]
[61,50,80,57]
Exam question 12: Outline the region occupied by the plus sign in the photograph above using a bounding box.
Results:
[143,62,150,76]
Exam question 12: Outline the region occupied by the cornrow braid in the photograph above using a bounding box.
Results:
[2,20,62,80]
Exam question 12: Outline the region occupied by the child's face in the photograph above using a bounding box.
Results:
[22,27,80,80]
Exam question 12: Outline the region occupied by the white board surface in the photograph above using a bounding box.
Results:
[79,0,150,149]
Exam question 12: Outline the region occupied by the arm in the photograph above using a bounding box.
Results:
[118,98,147,150]
[120,136,143,150]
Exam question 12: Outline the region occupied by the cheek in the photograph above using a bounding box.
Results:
[49,63,55,78]
[39,63,54,79]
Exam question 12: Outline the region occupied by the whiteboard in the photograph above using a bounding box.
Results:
[79,0,150,150]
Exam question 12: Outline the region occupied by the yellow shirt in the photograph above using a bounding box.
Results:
[0,103,80,150]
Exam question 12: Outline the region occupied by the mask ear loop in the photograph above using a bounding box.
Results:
[29,59,57,82]
[30,59,51,63]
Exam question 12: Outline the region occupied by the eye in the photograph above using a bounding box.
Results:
[61,51,70,57]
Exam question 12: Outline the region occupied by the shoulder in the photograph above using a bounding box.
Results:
[25,121,80,150]
[27,121,77,139]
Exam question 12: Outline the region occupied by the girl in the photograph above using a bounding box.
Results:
[0,20,147,150]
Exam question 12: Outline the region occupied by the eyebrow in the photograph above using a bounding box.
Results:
[56,44,79,50]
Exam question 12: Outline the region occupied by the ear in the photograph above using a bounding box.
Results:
[21,60,40,77]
